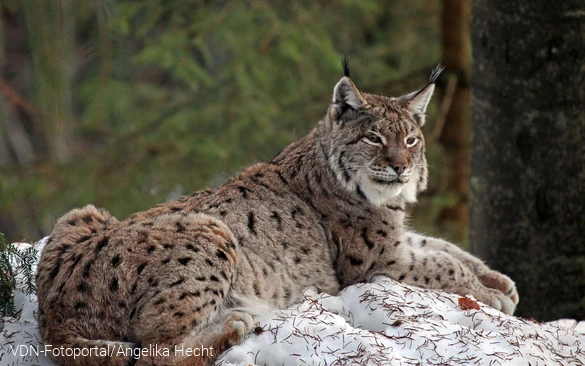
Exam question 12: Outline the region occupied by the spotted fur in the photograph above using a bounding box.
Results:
[37,65,518,366]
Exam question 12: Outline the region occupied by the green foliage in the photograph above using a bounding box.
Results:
[0,233,37,318]
[0,0,441,240]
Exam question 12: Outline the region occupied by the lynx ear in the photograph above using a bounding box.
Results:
[332,77,366,119]
[399,84,435,126]
[398,64,444,126]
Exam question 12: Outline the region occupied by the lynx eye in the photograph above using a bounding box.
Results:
[363,131,385,146]
[405,136,419,147]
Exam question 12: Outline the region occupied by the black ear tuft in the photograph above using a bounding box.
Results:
[429,64,445,84]
[341,55,350,78]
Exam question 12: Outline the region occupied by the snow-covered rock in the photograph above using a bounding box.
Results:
[2,238,585,365]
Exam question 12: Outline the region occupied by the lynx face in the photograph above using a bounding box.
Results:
[325,74,437,206]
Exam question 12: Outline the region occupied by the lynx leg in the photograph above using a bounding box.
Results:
[370,245,516,314]
[128,213,249,365]
[402,231,519,308]
[134,306,254,366]
[174,311,254,366]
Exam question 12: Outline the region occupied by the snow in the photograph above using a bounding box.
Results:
[2,238,585,365]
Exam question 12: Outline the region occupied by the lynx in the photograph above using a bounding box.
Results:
[36,62,518,366]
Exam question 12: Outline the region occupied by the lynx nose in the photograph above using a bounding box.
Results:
[382,153,411,177]
[392,164,408,176]
[385,159,409,176]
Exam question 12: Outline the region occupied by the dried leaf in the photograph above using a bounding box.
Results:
[458,297,480,311]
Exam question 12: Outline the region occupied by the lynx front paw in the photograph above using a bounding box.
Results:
[479,270,519,307]
[491,291,516,315]
[473,287,516,315]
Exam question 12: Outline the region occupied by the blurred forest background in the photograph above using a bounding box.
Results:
[0,0,468,243]
[1,0,584,321]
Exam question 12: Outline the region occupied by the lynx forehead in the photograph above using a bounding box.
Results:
[36,62,517,366]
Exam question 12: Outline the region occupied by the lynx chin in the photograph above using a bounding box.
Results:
[36,61,518,366]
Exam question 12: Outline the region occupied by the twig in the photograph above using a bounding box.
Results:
[0,77,40,118]
[0,76,45,163]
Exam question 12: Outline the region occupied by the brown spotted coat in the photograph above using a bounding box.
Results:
[36,72,518,366]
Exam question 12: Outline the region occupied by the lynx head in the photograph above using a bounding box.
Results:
[322,63,443,206]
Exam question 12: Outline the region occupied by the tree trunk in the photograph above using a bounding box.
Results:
[438,0,471,239]
[470,1,585,321]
